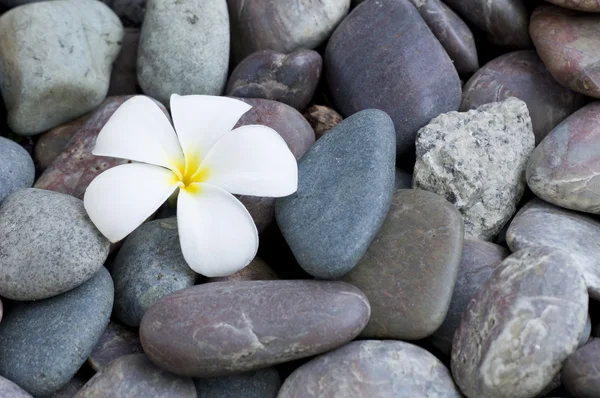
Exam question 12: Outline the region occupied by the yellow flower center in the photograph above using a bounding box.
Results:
[172,154,210,193]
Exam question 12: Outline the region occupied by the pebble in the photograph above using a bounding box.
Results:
[195,368,281,398]
[462,50,585,144]
[108,28,139,96]
[0,267,114,396]
[451,248,588,398]
[0,376,32,398]
[303,105,342,140]
[137,0,229,105]
[88,321,144,371]
[275,109,396,279]
[34,113,90,171]
[101,0,146,27]
[140,281,370,377]
[325,0,461,157]
[209,257,278,282]
[343,189,464,340]
[75,354,195,398]
[413,97,535,240]
[562,339,600,398]
[0,188,110,300]
[0,136,34,204]
[226,50,322,111]
[278,340,461,397]
[0,0,123,135]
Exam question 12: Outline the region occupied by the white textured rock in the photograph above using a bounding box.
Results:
[413,97,535,240]
[0,0,123,135]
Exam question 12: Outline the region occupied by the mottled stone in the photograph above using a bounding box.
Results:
[413,97,535,240]
[46,377,86,398]
[140,281,370,377]
[101,0,146,27]
[275,109,395,279]
[0,376,32,398]
[527,102,600,214]
[0,136,34,203]
[34,114,90,171]
[562,339,600,398]
[303,105,342,140]
[195,368,281,398]
[431,239,509,355]
[89,322,143,371]
[462,50,585,144]
[326,0,461,157]
[108,28,139,96]
[0,189,110,300]
[343,189,464,340]
[209,257,278,282]
[0,268,114,396]
[279,340,461,397]
[451,248,588,398]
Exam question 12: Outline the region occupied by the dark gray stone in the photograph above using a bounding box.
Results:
[0,136,34,204]
[0,376,32,398]
[562,339,600,398]
[0,268,114,396]
[195,368,280,398]
[88,321,144,371]
[275,109,396,279]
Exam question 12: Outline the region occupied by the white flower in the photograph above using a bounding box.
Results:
[83,94,298,277]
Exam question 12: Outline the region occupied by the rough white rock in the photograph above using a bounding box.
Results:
[413,97,535,240]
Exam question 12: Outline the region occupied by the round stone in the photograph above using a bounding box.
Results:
[562,339,600,398]
[194,368,281,398]
[0,136,34,204]
[88,321,143,371]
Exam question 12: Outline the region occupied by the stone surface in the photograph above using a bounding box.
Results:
[108,28,139,96]
[47,377,86,398]
[531,5,600,99]
[451,248,588,398]
[209,257,278,282]
[275,109,395,279]
[546,0,600,11]
[0,268,114,396]
[303,105,342,140]
[562,339,600,398]
[0,136,34,203]
[113,218,196,327]
[413,97,535,240]
[527,102,600,214]
[195,368,280,398]
[137,0,229,104]
[343,189,464,340]
[0,189,110,300]
[226,50,322,111]
[101,0,146,27]
[462,50,585,144]
[431,239,509,355]
[279,340,461,397]
[0,376,32,398]
[140,281,370,377]
[507,198,600,300]
[89,321,144,371]
[325,0,461,157]
[0,0,123,135]
[34,114,90,171]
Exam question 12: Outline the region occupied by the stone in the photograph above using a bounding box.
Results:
[112,218,197,327]
[343,189,464,340]
[195,368,281,398]
[506,199,600,300]
[34,114,90,171]
[527,102,600,214]
[140,281,370,377]
[137,0,229,105]
[47,378,86,398]
[546,0,600,11]
[325,0,461,157]
[431,239,509,355]
[89,321,144,371]
[226,50,322,111]
[530,5,600,99]
[209,257,278,282]
[275,109,395,279]
[227,0,350,64]
[0,136,34,203]
[76,354,195,398]
[0,376,32,398]
[101,0,146,27]
[278,340,461,397]
[451,248,588,398]
[581,316,592,347]
[413,97,535,240]
[562,339,600,398]
[0,268,114,396]
[0,0,123,135]
[461,50,585,144]
[108,28,139,96]
[303,105,342,140]
[395,168,413,189]
[0,189,110,300]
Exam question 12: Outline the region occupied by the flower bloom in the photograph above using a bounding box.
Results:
[83,95,298,277]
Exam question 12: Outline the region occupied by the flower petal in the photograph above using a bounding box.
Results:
[93,96,185,173]
[170,94,252,161]
[84,163,180,242]
[199,125,298,197]
[177,183,258,277]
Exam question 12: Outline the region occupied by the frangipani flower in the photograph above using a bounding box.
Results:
[83,95,298,277]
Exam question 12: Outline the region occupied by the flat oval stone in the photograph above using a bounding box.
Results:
[0,267,114,396]
[279,340,461,397]
[194,368,281,398]
[462,50,585,144]
[531,5,600,98]
[0,136,34,203]
[527,102,600,213]
[89,321,143,371]
[303,105,342,140]
[343,189,464,340]
[208,257,278,282]
[451,248,588,398]
[0,376,32,398]
[562,339,600,397]
[0,188,110,300]
[325,0,461,157]
[275,109,395,279]
[34,113,90,171]
[546,0,600,11]
[108,27,139,96]
[140,281,370,377]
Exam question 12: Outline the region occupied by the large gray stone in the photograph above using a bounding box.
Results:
[195,368,280,398]
[0,137,34,204]
[275,109,396,279]
[413,97,535,240]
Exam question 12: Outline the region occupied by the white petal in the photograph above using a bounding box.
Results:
[200,125,298,197]
[84,163,180,242]
[170,94,252,161]
[93,96,185,174]
[176,184,258,277]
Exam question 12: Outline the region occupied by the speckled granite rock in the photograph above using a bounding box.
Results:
[0,136,34,203]
[562,339,600,398]
[34,113,90,171]
[89,321,143,371]
[194,368,281,398]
